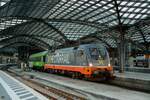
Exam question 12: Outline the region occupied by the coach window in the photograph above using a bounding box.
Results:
[76,50,87,66]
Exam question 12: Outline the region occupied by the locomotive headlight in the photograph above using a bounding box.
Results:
[108,63,111,67]
[89,63,93,67]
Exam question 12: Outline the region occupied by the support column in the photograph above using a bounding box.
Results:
[118,31,125,73]
[18,46,30,69]
[146,46,150,68]
[113,0,126,73]
[112,49,115,66]
[18,46,29,62]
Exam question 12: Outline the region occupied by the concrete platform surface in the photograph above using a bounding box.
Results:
[10,68,150,100]
[0,83,11,100]
[0,70,48,100]
[115,71,150,81]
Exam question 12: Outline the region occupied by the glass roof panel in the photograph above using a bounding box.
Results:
[0,0,10,6]
[0,18,27,31]
[49,21,97,40]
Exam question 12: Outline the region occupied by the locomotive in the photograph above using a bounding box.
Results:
[29,44,114,80]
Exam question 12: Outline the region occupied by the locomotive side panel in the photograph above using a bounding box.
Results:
[47,48,89,66]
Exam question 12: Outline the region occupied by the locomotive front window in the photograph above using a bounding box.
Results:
[89,48,109,66]
[90,48,99,60]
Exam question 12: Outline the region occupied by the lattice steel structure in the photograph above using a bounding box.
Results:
[0,0,149,51]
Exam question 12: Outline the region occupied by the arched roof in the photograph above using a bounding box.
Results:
[0,0,149,50]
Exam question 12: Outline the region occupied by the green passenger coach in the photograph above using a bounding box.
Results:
[29,51,48,70]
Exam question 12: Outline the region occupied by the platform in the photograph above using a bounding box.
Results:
[109,71,150,93]
[115,71,150,81]
[0,70,48,100]
[114,66,150,73]
[9,67,150,100]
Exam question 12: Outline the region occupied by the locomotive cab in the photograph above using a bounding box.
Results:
[89,47,109,66]
[78,44,114,79]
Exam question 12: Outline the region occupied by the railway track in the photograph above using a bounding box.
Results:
[7,71,86,100]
